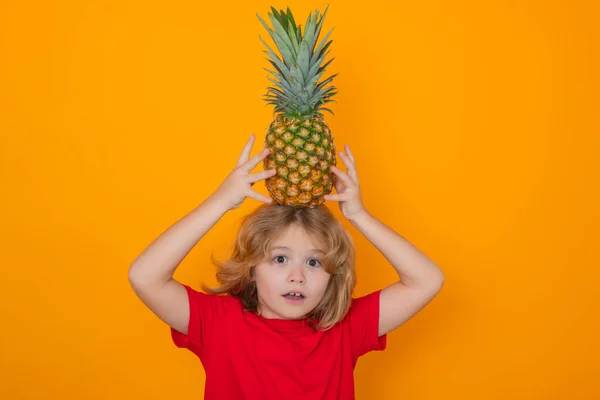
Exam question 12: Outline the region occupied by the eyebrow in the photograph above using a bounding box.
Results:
[271,246,325,254]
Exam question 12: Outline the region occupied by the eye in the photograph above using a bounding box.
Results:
[273,255,287,264]
[308,258,322,267]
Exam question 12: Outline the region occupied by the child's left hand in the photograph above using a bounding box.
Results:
[324,145,368,221]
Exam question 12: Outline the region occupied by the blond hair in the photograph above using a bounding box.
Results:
[202,203,356,331]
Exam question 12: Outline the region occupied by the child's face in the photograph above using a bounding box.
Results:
[253,223,331,320]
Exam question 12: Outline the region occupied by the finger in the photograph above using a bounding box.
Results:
[235,134,255,168]
[339,152,359,185]
[247,189,273,204]
[249,169,277,183]
[243,147,271,172]
[345,145,356,165]
[324,193,349,202]
[330,165,354,187]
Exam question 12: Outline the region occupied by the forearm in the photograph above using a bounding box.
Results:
[128,195,229,284]
[350,210,445,288]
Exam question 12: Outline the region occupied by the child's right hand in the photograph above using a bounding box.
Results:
[211,134,277,211]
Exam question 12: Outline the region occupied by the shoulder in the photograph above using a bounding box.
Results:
[171,285,244,359]
[327,289,382,329]
[182,284,243,314]
[348,289,382,317]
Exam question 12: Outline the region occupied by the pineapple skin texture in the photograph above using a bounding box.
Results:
[263,115,337,208]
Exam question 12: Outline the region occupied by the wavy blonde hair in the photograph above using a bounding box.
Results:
[202,203,356,331]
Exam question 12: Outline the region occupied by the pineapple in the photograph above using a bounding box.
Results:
[257,6,338,207]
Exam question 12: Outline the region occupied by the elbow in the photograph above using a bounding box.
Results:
[436,275,445,291]
[128,266,143,290]
[128,263,172,288]
[425,271,445,293]
[127,263,153,287]
[127,263,141,282]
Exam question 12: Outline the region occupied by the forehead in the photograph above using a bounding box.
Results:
[269,224,324,253]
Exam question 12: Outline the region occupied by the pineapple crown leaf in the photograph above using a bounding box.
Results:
[270,7,301,54]
[256,13,295,65]
[268,13,296,59]
[287,20,300,53]
[312,29,334,65]
[269,7,286,27]
[259,37,293,81]
[285,7,302,43]
[264,56,290,85]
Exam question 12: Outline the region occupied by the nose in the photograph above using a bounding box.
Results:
[288,265,305,284]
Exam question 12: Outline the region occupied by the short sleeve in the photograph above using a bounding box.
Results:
[348,289,387,362]
[170,284,226,359]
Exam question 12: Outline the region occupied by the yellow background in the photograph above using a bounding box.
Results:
[1,0,599,399]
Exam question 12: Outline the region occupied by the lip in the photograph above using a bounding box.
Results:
[282,295,306,305]
[282,290,306,297]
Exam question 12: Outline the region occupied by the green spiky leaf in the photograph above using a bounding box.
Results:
[312,4,330,53]
[267,12,296,60]
[296,40,310,83]
[257,14,295,65]
[287,20,300,53]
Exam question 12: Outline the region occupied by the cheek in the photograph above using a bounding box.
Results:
[254,267,281,294]
[312,271,332,293]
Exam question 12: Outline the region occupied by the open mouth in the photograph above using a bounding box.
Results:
[282,292,305,301]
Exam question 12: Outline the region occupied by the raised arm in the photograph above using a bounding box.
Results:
[325,145,445,337]
[128,196,230,335]
[349,210,445,336]
[128,134,276,335]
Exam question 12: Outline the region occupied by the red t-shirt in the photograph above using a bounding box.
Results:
[170,284,387,399]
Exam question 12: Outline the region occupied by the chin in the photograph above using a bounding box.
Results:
[284,305,317,319]
[289,310,310,319]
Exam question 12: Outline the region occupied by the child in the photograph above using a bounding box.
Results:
[129,134,445,399]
